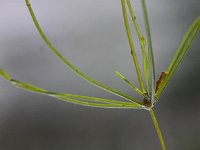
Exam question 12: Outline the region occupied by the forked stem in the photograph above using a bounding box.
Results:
[149,108,166,150]
[24,0,143,106]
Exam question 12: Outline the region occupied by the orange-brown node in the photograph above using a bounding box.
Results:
[155,71,168,93]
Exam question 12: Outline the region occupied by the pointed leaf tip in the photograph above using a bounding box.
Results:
[0,69,12,80]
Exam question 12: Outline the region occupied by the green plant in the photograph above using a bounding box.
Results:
[0,0,199,149]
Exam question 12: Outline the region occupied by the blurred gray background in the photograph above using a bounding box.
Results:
[0,0,200,149]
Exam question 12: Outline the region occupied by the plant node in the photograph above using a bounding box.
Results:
[143,98,152,108]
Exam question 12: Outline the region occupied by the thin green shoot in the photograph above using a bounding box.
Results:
[115,70,144,96]
[0,69,143,109]
[25,0,143,106]
[149,108,166,150]
[0,0,198,150]
[121,0,146,93]
[126,0,149,95]
[141,0,155,101]
[167,17,200,74]
[155,16,200,101]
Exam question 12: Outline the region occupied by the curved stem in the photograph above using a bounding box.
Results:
[24,0,143,106]
[149,108,166,150]
[0,69,143,109]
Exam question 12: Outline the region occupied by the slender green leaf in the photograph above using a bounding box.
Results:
[24,0,143,106]
[155,16,200,101]
[126,0,149,94]
[56,96,140,109]
[0,69,12,80]
[0,69,143,109]
[121,0,146,93]
[141,0,155,101]
[115,70,143,96]
[167,17,200,76]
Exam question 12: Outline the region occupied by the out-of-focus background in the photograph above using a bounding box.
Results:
[0,0,199,149]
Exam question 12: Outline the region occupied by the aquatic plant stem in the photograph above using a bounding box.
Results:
[141,0,155,100]
[155,16,200,101]
[121,0,146,93]
[126,0,149,94]
[24,0,143,106]
[149,108,166,150]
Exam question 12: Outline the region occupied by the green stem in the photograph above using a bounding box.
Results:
[155,16,200,101]
[126,0,149,94]
[121,0,146,93]
[24,0,143,106]
[0,69,143,109]
[141,0,155,100]
[115,70,144,96]
[149,108,166,150]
